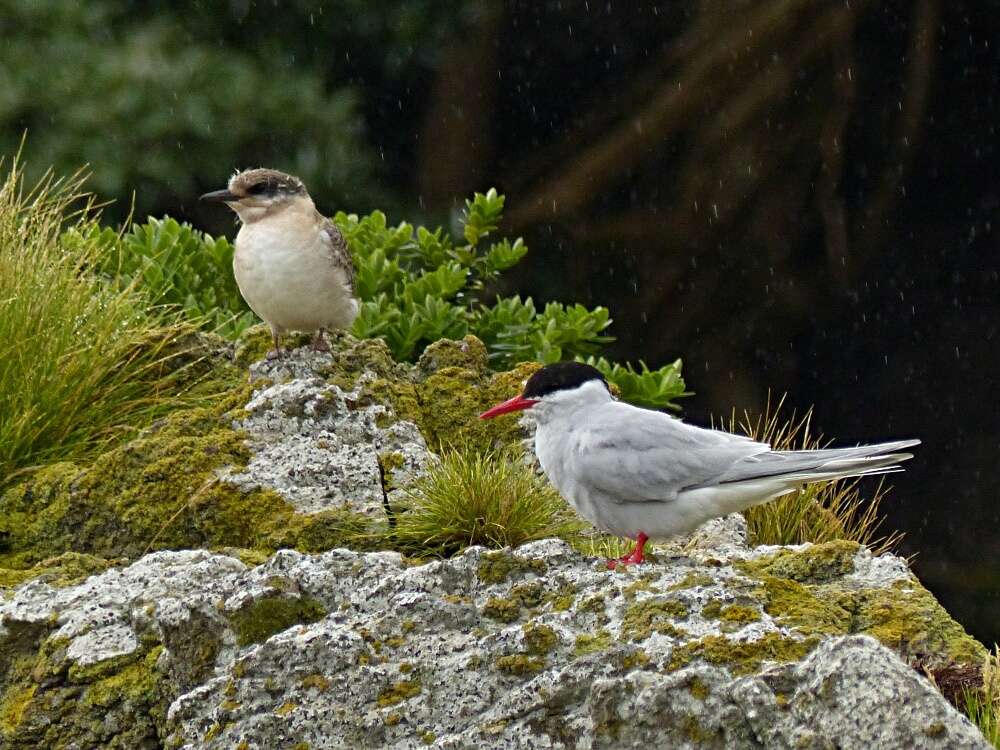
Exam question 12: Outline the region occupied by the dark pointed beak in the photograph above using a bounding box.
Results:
[199,189,239,203]
[479,394,539,419]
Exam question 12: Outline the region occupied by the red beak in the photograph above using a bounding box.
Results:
[479,394,539,419]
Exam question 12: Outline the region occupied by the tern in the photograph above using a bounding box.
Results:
[480,362,919,567]
[201,168,359,359]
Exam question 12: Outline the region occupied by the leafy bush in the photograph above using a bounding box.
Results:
[91,189,687,409]
[0,163,198,485]
[341,189,687,408]
[391,448,582,556]
[73,218,256,339]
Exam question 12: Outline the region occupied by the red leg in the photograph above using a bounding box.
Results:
[606,532,650,569]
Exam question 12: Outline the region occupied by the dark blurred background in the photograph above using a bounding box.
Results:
[4,0,997,642]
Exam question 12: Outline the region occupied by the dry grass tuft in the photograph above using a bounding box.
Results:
[723,394,903,555]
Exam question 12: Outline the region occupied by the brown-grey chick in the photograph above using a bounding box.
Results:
[201,168,358,359]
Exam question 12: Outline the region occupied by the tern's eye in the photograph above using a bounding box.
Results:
[246,182,270,196]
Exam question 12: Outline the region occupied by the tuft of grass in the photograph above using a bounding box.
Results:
[391,448,582,557]
[0,159,198,486]
[964,647,1000,748]
[724,395,903,555]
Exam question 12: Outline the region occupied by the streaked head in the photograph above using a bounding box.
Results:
[200,168,310,223]
[479,361,611,421]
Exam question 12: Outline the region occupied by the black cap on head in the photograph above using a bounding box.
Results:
[522,362,608,399]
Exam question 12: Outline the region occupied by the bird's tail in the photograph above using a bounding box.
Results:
[692,439,920,490]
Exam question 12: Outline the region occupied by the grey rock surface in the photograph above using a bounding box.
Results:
[0,530,986,749]
[226,348,431,517]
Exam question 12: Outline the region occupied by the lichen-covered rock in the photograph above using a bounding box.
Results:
[0,331,988,747]
[0,527,986,748]
[0,332,530,581]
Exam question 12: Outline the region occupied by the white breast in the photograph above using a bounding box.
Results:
[233,213,357,334]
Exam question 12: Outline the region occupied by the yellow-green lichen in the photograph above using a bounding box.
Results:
[275,701,297,716]
[668,633,819,675]
[620,597,690,642]
[741,558,984,665]
[0,685,35,734]
[301,674,331,692]
[476,551,546,585]
[701,602,762,628]
[621,648,650,670]
[574,630,613,656]
[377,681,422,707]
[522,622,559,655]
[229,595,326,647]
[483,597,522,623]
[753,576,852,636]
[839,582,985,664]
[496,655,546,676]
[0,552,113,590]
[688,675,711,700]
[385,712,402,726]
[421,730,437,744]
[738,540,860,584]
[622,575,660,600]
[668,571,715,591]
[545,582,577,611]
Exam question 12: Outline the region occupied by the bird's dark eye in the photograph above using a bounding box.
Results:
[246,182,270,196]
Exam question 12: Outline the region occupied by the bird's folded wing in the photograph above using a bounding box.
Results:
[569,402,770,503]
[319,216,355,290]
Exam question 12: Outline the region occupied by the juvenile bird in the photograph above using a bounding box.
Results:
[201,168,358,358]
[481,362,919,567]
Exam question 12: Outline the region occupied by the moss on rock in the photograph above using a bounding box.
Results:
[620,597,690,642]
[669,633,820,675]
[476,551,547,585]
[229,596,327,647]
[0,642,170,749]
[574,630,613,656]
[0,552,113,590]
[377,680,421,707]
[522,622,559,655]
[737,543,985,666]
[738,540,860,584]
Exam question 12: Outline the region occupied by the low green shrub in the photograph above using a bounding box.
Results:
[71,217,256,339]
[89,188,688,409]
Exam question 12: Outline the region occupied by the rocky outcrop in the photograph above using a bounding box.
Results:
[0,331,533,572]
[0,527,987,748]
[0,331,989,748]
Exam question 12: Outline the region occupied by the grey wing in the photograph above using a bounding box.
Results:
[319,216,356,293]
[569,402,770,503]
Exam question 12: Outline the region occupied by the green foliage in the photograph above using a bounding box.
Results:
[76,188,686,410]
[0,161,198,486]
[580,357,689,411]
[963,646,1000,748]
[391,448,583,556]
[729,396,902,554]
[76,217,256,338]
[340,188,685,409]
